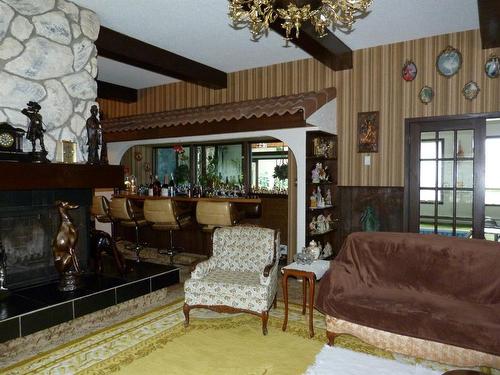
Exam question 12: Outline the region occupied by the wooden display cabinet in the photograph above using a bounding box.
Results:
[305,131,338,258]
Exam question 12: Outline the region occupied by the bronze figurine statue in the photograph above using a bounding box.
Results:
[86,105,102,164]
[21,101,49,163]
[90,229,129,276]
[52,201,81,291]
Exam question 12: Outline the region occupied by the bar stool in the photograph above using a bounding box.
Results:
[196,201,238,255]
[143,199,192,264]
[90,195,113,232]
[108,197,147,262]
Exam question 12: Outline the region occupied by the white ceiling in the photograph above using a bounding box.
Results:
[72,0,479,89]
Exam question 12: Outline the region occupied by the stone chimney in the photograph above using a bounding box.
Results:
[0,0,100,162]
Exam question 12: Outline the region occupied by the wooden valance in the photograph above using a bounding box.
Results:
[102,88,336,142]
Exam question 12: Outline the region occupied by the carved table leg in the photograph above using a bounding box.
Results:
[302,276,307,315]
[282,272,289,331]
[308,275,315,338]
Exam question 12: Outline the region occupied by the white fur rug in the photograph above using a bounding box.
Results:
[305,346,442,375]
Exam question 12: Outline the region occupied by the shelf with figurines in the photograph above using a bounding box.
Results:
[308,184,333,210]
[308,213,337,236]
[309,161,333,184]
[307,134,336,159]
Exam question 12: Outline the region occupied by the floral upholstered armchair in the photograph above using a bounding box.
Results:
[183,226,279,335]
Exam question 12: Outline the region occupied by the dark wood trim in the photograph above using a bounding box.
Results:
[478,0,500,49]
[270,21,352,71]
[0,162,124,190]
[96,26,227,89]
[104,113,307,143]
[97,80,137,103]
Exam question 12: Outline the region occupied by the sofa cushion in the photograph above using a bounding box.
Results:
[316,232,500,356]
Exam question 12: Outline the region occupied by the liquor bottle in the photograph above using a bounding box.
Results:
[169,173,175,196]
[161,175,169,197]
[148,175,154,196]
[153,175,161,196]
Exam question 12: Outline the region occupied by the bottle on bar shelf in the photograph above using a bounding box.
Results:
[153,175,161,196]
[169,173,175,196]
[161,175,169,197]
[148,175,154,196]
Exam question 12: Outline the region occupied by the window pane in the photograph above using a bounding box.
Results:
[250,142,288,193]
[420,161,436,188]
[456,160,473,188]
[457,130,474,158]
[420,133,437,159]
[438,131,454,159]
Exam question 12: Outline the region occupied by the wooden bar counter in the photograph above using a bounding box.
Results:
[112,194,267,256]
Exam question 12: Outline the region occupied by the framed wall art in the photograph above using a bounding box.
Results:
[485,54,500,78]
[357,111,379,153]
[419,86,434,105]
[402,60,417,82]
[436,46,462,78]
[462,81,480,100]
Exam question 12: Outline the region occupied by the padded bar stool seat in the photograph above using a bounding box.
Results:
[91,195,112,224]
[196,201,238,255]
[143,199,192,264]
[108,197,148,262]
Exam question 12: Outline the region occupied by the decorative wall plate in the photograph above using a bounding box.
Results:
[402,60,417,81]
[436,46,462,78]
[462,81,480,100]
[485,54,500,78]
[419,86,434,104]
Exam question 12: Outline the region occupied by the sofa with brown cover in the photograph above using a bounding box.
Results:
[316,232,500,368]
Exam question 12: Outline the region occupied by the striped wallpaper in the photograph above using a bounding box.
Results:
[99,29,500,187]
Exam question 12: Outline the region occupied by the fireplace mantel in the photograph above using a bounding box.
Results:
[0,162,124,190]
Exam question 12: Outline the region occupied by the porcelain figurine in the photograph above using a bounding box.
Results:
[307,240,321,260]
[311,162,321,183]
[310,193,317,208]
[323,242,333,258]
[325,189,332,206]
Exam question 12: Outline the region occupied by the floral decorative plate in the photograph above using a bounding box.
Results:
[436,46,462,78]
[462,81,480,100]
[485,55,500,78]
[419,86,434,104]
[402,60,417,82]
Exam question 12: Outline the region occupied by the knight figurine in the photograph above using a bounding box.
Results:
[21,101,49,163]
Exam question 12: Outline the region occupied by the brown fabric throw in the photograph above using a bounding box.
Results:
[316,232,500,356]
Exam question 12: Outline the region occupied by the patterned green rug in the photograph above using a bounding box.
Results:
[2,300,331,375]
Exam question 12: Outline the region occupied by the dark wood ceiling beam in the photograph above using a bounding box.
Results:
[478,0,500,49]
[96,27,227,89]
[97,80,137,103]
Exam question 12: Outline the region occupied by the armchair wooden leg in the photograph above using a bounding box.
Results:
[262,311,269,335]
[327,331,337,346]
[183,303,190,327]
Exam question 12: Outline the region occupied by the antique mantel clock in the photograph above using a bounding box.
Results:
[0,122,31,161]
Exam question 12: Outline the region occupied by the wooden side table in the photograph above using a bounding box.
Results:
[281,260,330,338]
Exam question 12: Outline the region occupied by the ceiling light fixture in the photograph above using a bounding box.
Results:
[228,0,373,41]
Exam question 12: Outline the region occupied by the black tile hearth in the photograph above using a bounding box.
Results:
[0,262,180,343]
[74,289,116,318]
[0,317,19,343]
[0,294,46,321]
[116,279,150,303]
[151,271,180,292]
[21,302,73,336]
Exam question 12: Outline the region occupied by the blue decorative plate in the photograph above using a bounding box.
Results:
[436,46,462,78]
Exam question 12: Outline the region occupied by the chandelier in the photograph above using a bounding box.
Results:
[228,0,372,40]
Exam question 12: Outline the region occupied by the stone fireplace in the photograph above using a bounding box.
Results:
[0,162,123,290]
[0,0,100,162]
[0,189,91,289]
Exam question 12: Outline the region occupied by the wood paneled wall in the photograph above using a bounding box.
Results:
[99,30,500,187]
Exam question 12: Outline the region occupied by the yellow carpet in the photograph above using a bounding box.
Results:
[2,300,327,375]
